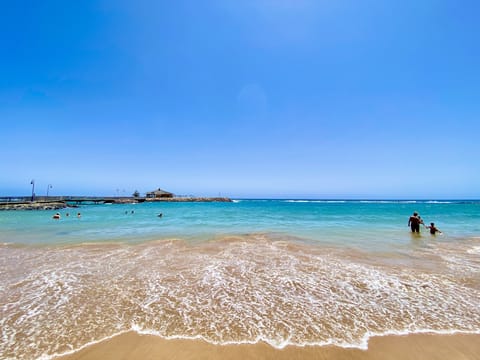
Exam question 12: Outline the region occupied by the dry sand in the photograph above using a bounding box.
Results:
[58,332,480,360]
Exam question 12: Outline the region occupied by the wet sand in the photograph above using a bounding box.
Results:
[59,332,480,360]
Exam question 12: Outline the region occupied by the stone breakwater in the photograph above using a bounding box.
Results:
[0,201,68,211]
[0,197,232,210]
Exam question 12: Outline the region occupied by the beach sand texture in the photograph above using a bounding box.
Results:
[60,332,480,360]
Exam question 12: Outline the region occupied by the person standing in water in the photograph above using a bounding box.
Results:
[408,212,421,233]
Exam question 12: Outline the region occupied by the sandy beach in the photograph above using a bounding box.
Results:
[2,201,479,359]
[59,332,480,360]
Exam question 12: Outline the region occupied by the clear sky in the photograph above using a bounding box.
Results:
[1,0,479,199]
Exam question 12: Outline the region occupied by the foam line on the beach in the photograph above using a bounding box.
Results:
[132,324,332,349]
[32,326,480,360]
[131,325,480,351]
[37,330,131,360]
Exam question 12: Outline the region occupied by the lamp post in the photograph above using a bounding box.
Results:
[47,184,52,197]
[30,179,35,202]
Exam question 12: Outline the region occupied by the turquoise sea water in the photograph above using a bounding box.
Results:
[1,200,480,359]
[2,199,480,248]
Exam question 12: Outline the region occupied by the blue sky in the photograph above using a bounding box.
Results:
[1,0,479,198]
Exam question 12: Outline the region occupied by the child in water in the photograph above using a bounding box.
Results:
[426,222,442,235]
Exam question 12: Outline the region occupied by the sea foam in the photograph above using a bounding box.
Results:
[1,236,479,359]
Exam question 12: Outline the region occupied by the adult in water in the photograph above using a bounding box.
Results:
[408,212,421,233]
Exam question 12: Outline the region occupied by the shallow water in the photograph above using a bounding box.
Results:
[1,199,479,248]
[1,200,479,359]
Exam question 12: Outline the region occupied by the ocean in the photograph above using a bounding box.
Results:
[1,199,479,359]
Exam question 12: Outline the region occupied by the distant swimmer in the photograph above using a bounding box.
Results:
[66,212,69,217]
[77,212,81,218]
[408,212,421,233]
[53,213,61,220]
[426,222,442,235]
[157,213,163,218]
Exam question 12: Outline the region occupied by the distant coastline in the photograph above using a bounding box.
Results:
[0,196,232,210]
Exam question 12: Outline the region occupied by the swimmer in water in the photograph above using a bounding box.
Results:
[426,222,442,235]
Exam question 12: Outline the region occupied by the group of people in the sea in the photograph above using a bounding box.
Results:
[53,210,163,219]
[51,209,441,235]
[52,212,81,219]
[50,209,441,235]
[408,212,442,234]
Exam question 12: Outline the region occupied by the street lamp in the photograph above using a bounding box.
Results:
[47,184,52,197]
[30,179,35,202]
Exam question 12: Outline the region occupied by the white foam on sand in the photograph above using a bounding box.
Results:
[2,236,480,359]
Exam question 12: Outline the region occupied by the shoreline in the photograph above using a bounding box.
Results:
[57,332,480,360]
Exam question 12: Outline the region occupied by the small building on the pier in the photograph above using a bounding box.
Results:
[146,188,174,199]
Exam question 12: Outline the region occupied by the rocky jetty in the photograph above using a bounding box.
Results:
[110,198,142,204]
[0,201,68,211]
[0,196,233,210]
